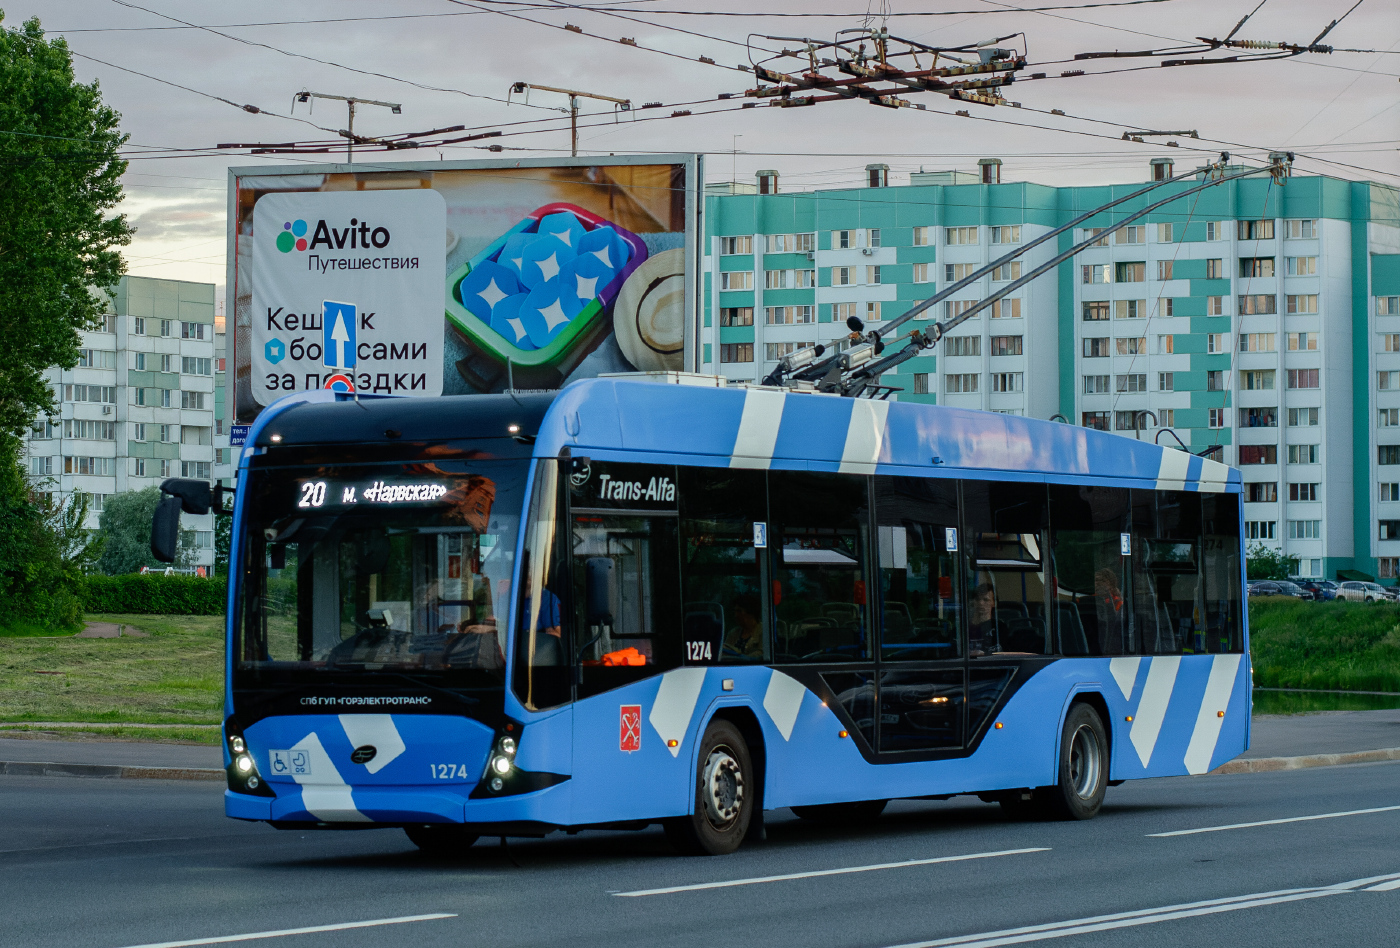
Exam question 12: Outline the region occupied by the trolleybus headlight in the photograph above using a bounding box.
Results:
[236,755,254,774]
[498,737,517,757]
[491,755,512,776]
[230,736,246,754]
[490,777,504,791]
[246,776,260,790]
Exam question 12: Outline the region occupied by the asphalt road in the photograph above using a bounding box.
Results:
[5,759,1400,948]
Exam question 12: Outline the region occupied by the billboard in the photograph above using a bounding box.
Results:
[228,155,702,422]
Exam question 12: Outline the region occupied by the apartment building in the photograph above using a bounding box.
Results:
[702,162,1400,584]
[24,276,219,569]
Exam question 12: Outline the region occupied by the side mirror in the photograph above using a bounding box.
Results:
[159,477,212,514]
[584,556,616,626]
[151,493,183,563]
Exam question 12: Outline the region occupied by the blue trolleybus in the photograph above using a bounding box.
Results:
[204,375,1247,855]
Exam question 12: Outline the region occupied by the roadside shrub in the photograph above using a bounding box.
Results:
[81,574,227,615]
[1250,598,1400,692]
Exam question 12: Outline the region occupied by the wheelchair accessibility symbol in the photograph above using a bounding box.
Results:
[270,749,312,776]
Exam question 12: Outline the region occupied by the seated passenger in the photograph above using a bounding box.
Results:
[968,582,1000,656]
[725,594,764,659]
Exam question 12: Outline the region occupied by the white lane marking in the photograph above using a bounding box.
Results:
[1155,448,1190,491]
[613,848,1049,897]
[648,667,707,757]
[1129,656,1179,767]
[730,389,785,469]
[884,872,1400,948]
[1149,804,1400,837]
[289,732,370,822]
[1364,878,1400,892]
[1197,456,1230,493]
[1108,657,1140,701]
[762,669,807,741]
[1183,654,1242,775]
[114,913,457,948]
[838,399,891,474]
[337,714,406,775]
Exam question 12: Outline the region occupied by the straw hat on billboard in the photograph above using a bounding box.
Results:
[612,248,685,372]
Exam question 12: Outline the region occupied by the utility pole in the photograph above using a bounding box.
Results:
[292,90,402,163]
[509,82,630,157]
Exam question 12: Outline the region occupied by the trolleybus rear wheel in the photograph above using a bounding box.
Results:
[404,824,480,855]
[1046,702,1108,820]
[791,799,888,822]
[664,719,752,856]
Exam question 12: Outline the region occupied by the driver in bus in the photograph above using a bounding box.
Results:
[521,555,564,665]
[968,582,1000,656]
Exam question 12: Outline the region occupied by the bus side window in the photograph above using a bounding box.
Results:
[677,466,767,664]
[1201,493,1243,653]
[769,470,870,664]
[1048,484,1130,655]
[513,459,572,711]
[1133,491,1218,655]
[964,480,1051,657]
[873,475,961,662]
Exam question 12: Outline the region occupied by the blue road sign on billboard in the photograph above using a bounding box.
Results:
[230,425,250,447]
[323,301,357,370]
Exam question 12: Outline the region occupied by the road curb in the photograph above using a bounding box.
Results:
[0,760,224,781]
[1212,747,1400,774]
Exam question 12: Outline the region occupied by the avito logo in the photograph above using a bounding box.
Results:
[276,217,391,253]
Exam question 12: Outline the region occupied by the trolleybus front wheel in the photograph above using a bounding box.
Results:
[1046,702,1108,820]
[404,824,481,856]
[664,719,752,855]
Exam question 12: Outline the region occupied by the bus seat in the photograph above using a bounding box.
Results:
[996,604,1029,627]
[1002,617,1046,654]
[1055,603,1090,656]
[822,602,860,622]
[882,601,915,642]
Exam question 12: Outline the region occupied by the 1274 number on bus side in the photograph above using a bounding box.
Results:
[430,763,471,780]
[685,640,713,661]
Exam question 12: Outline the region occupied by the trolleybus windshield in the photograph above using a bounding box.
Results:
[235,457,527,690]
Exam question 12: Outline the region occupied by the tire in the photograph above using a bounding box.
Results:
[791,799,888,823]
[664,719,752,856]
[404,824,480,855]
[1044,703,1108,821]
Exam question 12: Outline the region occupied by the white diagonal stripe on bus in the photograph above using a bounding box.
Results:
[729,389,785,469]
[838,399,890,474]
[882,872,1400,948]
[1129,655,1179,768]
[1197,456,1229,492]
[1183,654,1242,775]
[1148,804,1400,837]
[114,913,457,948]
[1108,657,1140,701]
[762,669,806,741]
[337,714,405,775]
[289,732,370,823]
[1155,448,1190,492]
[612,848,1048,896]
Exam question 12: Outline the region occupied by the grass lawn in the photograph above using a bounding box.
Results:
[0,613,224,729]
[1249,597,1400,693]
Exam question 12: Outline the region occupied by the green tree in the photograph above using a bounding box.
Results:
[0,442,86,631]
[1247,543,1299,581]
[0,13,131,439]
[96,486,162,575]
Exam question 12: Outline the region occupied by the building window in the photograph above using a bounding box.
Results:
[1287,369,1320,390]
[215,448,225,464]
[765,306,813,325]
[132,316,145,335]
[1240,407,1277,428]
[765,342,813,361]
[1084,227,1108,247]
[1289,407,1320,427]
[831,266,854,286]
[1116,373,1147,393]
[945,262,976,283]
[1242,370,1275,390]
[1210,334,1228,355]
[1381,371,1400,391]
[987,372,1021,394]
[1285,256,1316,276]
[764,269,815,289]
[867,229,881,248]
[65,420,116,441]
[1115,226,1146,245]
[1290,520,1322,540]
[64,384,117,404]
[1157,334,1174,354]
[1239,445,1278,465]
[1246,482,1278,503]
[1156,223,1174,243]
[991,261,1021,282]
[720,343,753,363]
[946,336,980,357]
[1084,375,1110,394]
[1082,411,1110,430]
[181,391,208,410]
[1083,337,1109,358]
[1116,411,1147,431]
[1381,409,1400,427]
[1206,222,1224,241]
[1207,371,1225,392]
[1205,259,1224,279]
[1082,301,1110,322]
[1239,294,1277,315]
[865,266,882,285]
[1380,445,1400,466]
[1381,558,1399,579]
[1290,444,1320,464]
[1163,298,1175,318]
[1158,372,1174,391]
[194,530,214,549]
[1208,296,1224,316]
[833,230,853,249]
[133,458,146,477]
[1288,332,1318,352]
[912,226,932,247]
[990,225,1021,244]
[947,300,977,320]
[181,322,207,340]
[29,456,53,476]
[1240,332,1275,352]
[946,373,979,393]
[1290,483,1319,501]
[1114,300,1145,319]
[912,263,931,283]
[1082,264,1111,285]
[1382,483,1400,501]
[1284,219,1316,239]
[1160,409,1175,427]
[1156,260,1173,281]
[945,226,978,245]
[1382,334,1400,352]
[720,271,753,291]
[77,348,117,369]
[1239,220,1275,241]
[180,461,212,480]
[764,233,813,254]
[912,373,929,394]
[1115,262,1146,283]
[990,335,1022,356]
[64,456,115,476]
[181,357,213,376]
[720,235,752,255]
[720,307,753,327]
[1115,336,1146,356]
[1286,294,1318,314]
[990,298,1021,319]
[1240,257,1275,278]
[1245,520,1277,540]
[1379,297,1400,316]
[866,302,882,322]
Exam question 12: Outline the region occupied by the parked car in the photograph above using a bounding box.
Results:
[1249,580,1308,599]
[1338,581,1388,603]
[1295,580,1336,601]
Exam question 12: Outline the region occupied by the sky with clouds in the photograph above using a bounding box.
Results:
[8,0,1397,300]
